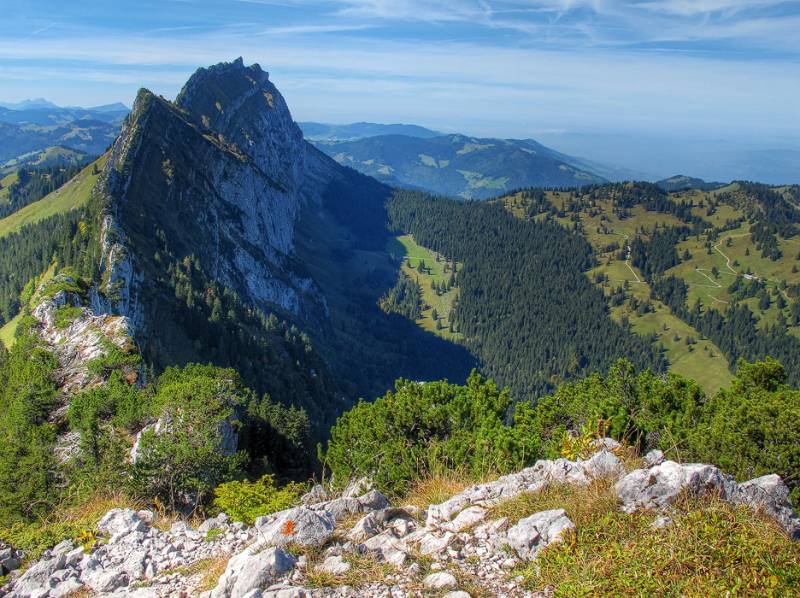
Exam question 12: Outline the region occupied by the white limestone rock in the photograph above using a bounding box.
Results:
[210,546,295,598]
[423,571,458,589]
[505,509,575,560]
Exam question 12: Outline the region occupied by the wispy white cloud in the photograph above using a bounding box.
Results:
[636,0,787,16]
[0,28,796,139]
[335,0,492,22]
[0,0,797,142]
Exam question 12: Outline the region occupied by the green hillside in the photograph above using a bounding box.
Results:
[383,234,463,341]
[0,153,105,239]
[500,182,800,393]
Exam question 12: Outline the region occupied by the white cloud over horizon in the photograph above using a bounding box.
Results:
[0,0,797,145]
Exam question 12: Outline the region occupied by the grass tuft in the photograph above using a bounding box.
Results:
[489,480,618,527]
[512,486,800,597]
[400,472,477,511]
[0,491,134,561]
[305,552,395,588]
[193,555,230,593]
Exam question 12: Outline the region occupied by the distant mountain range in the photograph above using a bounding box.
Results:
[309,132,608,199]
[0,98,59,110]
[656,175,723,192]
[299,121,440,142]
[6,104,794,194]
[0,100,127,167]
[535,131,800,185]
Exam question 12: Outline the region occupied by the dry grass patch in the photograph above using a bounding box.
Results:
[304,552,395,588]
[400,471,481,511]
[193,555,231,593]
[330,512,365,542]
[489,480,618,527]
[0,491,135,561]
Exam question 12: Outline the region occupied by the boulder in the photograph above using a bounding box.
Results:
[581,449,625,480]
[0,543,21,574]
[315,497,361,522]
[348,512,381,542]
[406,529,460,556]
[448,506,487,532]
[615,461,737,513]
[736,474,800,539]
[341,477,372,499]
[644,449,665,467]
[256,507,335,547]
[211,546,295,598]
[423,571,458,589]
[506,509,575,560]
[316,555,351,575]
[97,508,146,537]
[300,484,328,505]
[591,438,621,451]
[361,530,410,567]
[308,489,390,524]
[357,490,390,512]
[81,564,128,593]
[9,554,66,597]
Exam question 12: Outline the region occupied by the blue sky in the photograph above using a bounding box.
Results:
[1,0,799,144]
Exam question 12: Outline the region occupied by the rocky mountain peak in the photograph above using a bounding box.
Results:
[96,58,342,345]
[174,58,306,192]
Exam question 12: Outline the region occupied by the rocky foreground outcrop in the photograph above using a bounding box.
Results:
[2,442,797,598]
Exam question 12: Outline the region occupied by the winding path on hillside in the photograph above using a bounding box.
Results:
[615,232,642,283]
[713,233,751,276]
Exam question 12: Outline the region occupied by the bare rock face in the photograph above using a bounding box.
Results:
[738,474,800,539]
[615,461,800,538]
[615,461,737,512]
[32,286,135,397]
[102,58,343,326]
[255,507,335,548]
[426,448,624,529]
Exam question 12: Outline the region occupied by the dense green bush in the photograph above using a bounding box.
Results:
[325,357,800,504]
[532,359,705,457]
[128,364,249,512]
[68,371,151,474]
[687,358,800,501]
[324,371,538,495]
[0,329,61,524]
[212,475,305,524]
[522,357,800,500]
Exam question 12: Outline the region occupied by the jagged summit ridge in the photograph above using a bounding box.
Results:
[175,57,307,194]
[97,58,341,326]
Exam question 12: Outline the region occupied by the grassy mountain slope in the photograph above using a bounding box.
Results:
[1,146,89,176]
[0,154,105,238]
[497,182,800,393]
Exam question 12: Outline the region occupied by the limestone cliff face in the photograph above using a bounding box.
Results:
[33,288,133,397]
[98,58,340,337]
